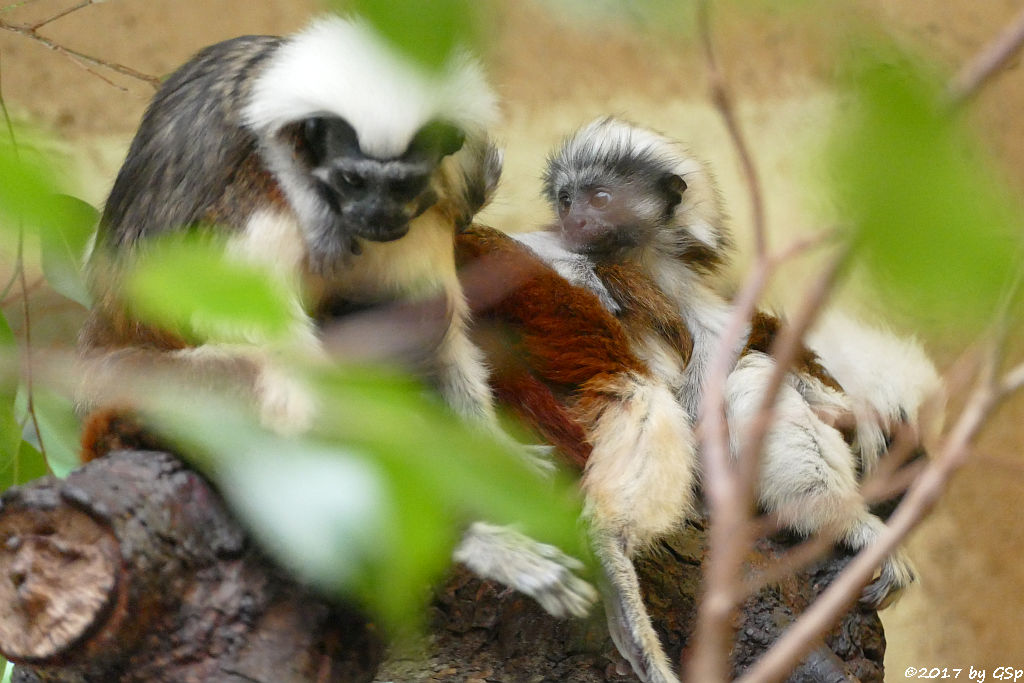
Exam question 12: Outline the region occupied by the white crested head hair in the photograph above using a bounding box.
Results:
[244,15,498,159]
[545,116,729,263]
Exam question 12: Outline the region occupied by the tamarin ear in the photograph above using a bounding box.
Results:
[660,173,687,211]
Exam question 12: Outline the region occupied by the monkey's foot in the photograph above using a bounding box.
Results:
[861,549,917,609]
[453,522,598,618]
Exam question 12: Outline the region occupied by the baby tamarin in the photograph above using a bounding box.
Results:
[515,116,939,680]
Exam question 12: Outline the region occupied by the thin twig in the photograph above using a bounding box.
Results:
[691,229,838,682]
[0,275,44,306]
[0,53,13,146]
[739,235,1020,681]
[737,359,1009,683]
[697,0,767,259]
[0,19,160,90]
[1004,361,1024,394]
[0,54,48,466]
[736,248,848,497]
[28,0,94,30]
[947,4,1024,107]
[16,258,47,463]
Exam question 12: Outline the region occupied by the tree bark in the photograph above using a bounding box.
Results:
[377,526,884,682]
[0,450,382,683]
[0,450,884,682]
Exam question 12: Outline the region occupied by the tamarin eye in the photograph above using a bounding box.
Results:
[590,190,611,210]
[334,169,365,191]
[557,193,572,214]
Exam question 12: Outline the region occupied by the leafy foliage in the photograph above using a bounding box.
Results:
[0,127,83,485]
[38,195,96,308]
[333,0,483,71]
[137,364,587,632]
[123,233,298,345]
[827,43,1024,326]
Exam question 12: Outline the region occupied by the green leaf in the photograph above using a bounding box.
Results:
[0,404,20,471]
[27,389,81,478]
[346,0,474,71]
[827,44,1024,326]
[123,234,296,344]
[0,314,20,480]
[141,362,588,632]
[38,194,97,308]
[0,427,49,490]
[311,365,588,560]
[0,138,57,236]
[0,312,16,405]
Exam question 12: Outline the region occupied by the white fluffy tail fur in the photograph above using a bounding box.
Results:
[807,311,943,473]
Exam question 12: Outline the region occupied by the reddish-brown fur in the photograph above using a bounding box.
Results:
[80,407,169,463]
[744,311,844,393]
[596,262,694,366]
[457,225,658,470]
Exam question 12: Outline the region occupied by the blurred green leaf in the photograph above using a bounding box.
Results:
[142,361,587,632]
[0,428,49,490]
[39,194,96,308]
[828,44,1024,326]
[123,234,296,344]
[149,393,451,630]
[343,0,474,71]
[0,404,20,469]
[357,458,457,632]
[0,313,20,478]
[311,365,587,560]
[2,659,11,683]
[26,389,80,478]
[0,137,65,241]
[0,311,16,404]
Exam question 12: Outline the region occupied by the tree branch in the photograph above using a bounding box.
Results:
[697,0,767,259]
[737,352,1005,683]
[0,16,160,91]
[947,4,1024,107]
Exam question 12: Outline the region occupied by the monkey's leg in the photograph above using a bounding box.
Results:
[452,521,598,618]
[77,343,319,435]
[578,373,697,683]
[596,534,680,683]
[727,353,917,609]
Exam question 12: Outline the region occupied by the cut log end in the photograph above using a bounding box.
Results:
[0,500,121,664]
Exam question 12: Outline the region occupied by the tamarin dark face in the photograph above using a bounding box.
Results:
[551,172,686,257]
[300,116,465,243]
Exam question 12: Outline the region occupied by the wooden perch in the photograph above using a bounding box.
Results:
[0,450,382,683]
[379,526,884,682]
[0,449,885,682]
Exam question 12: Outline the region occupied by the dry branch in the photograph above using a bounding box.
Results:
[0,3,160,92]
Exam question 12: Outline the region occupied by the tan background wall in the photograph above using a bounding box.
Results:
[2,0,1022,674]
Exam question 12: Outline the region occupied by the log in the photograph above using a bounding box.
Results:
[0,450,885,682]
[376,526,884,682]
[0,450,382,683]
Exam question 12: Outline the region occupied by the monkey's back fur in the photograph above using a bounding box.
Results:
[100,35,285,250]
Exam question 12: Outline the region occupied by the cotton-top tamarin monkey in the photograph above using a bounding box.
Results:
[515,116,940,682]
[76,16,598,623]
[455,224,698,683]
